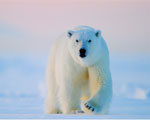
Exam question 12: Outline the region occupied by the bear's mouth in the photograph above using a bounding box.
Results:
[80,54,86,58]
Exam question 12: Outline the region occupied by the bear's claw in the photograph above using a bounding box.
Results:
[84,103,95,112]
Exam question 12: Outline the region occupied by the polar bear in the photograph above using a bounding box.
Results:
[45,26,112,115]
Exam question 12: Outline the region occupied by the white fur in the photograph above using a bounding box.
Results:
[45,26,112,115]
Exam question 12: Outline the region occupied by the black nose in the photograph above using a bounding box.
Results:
[79,48,86,58]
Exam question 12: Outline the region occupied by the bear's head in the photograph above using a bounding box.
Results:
[67,26,104,67]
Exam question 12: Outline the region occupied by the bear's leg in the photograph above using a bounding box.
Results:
[58,80,83,114]
[45,92,61,114]
[81,79,90,102]
[84,66,112,114]
[84,85,112,114]
[45,72,61,114]
[45,43,61,114]
[81,80,91,113]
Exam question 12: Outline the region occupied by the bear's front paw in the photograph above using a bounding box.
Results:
[84,102,95,112]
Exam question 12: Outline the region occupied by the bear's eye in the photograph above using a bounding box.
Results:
[88,40,92,43]
[76,40,79,43]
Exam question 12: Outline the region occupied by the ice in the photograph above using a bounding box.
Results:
[0,55,150,118]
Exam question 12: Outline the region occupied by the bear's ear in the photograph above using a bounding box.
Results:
[67,30,74,38]
[95,30,101,38]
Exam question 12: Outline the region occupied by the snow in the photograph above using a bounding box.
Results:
[0,55,150,119]
[0,97,150,119]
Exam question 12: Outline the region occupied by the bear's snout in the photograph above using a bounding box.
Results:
[79,48,86,58]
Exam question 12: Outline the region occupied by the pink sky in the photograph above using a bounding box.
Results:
[0,0,149,55]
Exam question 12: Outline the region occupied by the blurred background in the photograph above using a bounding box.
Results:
[0,0,150,117]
